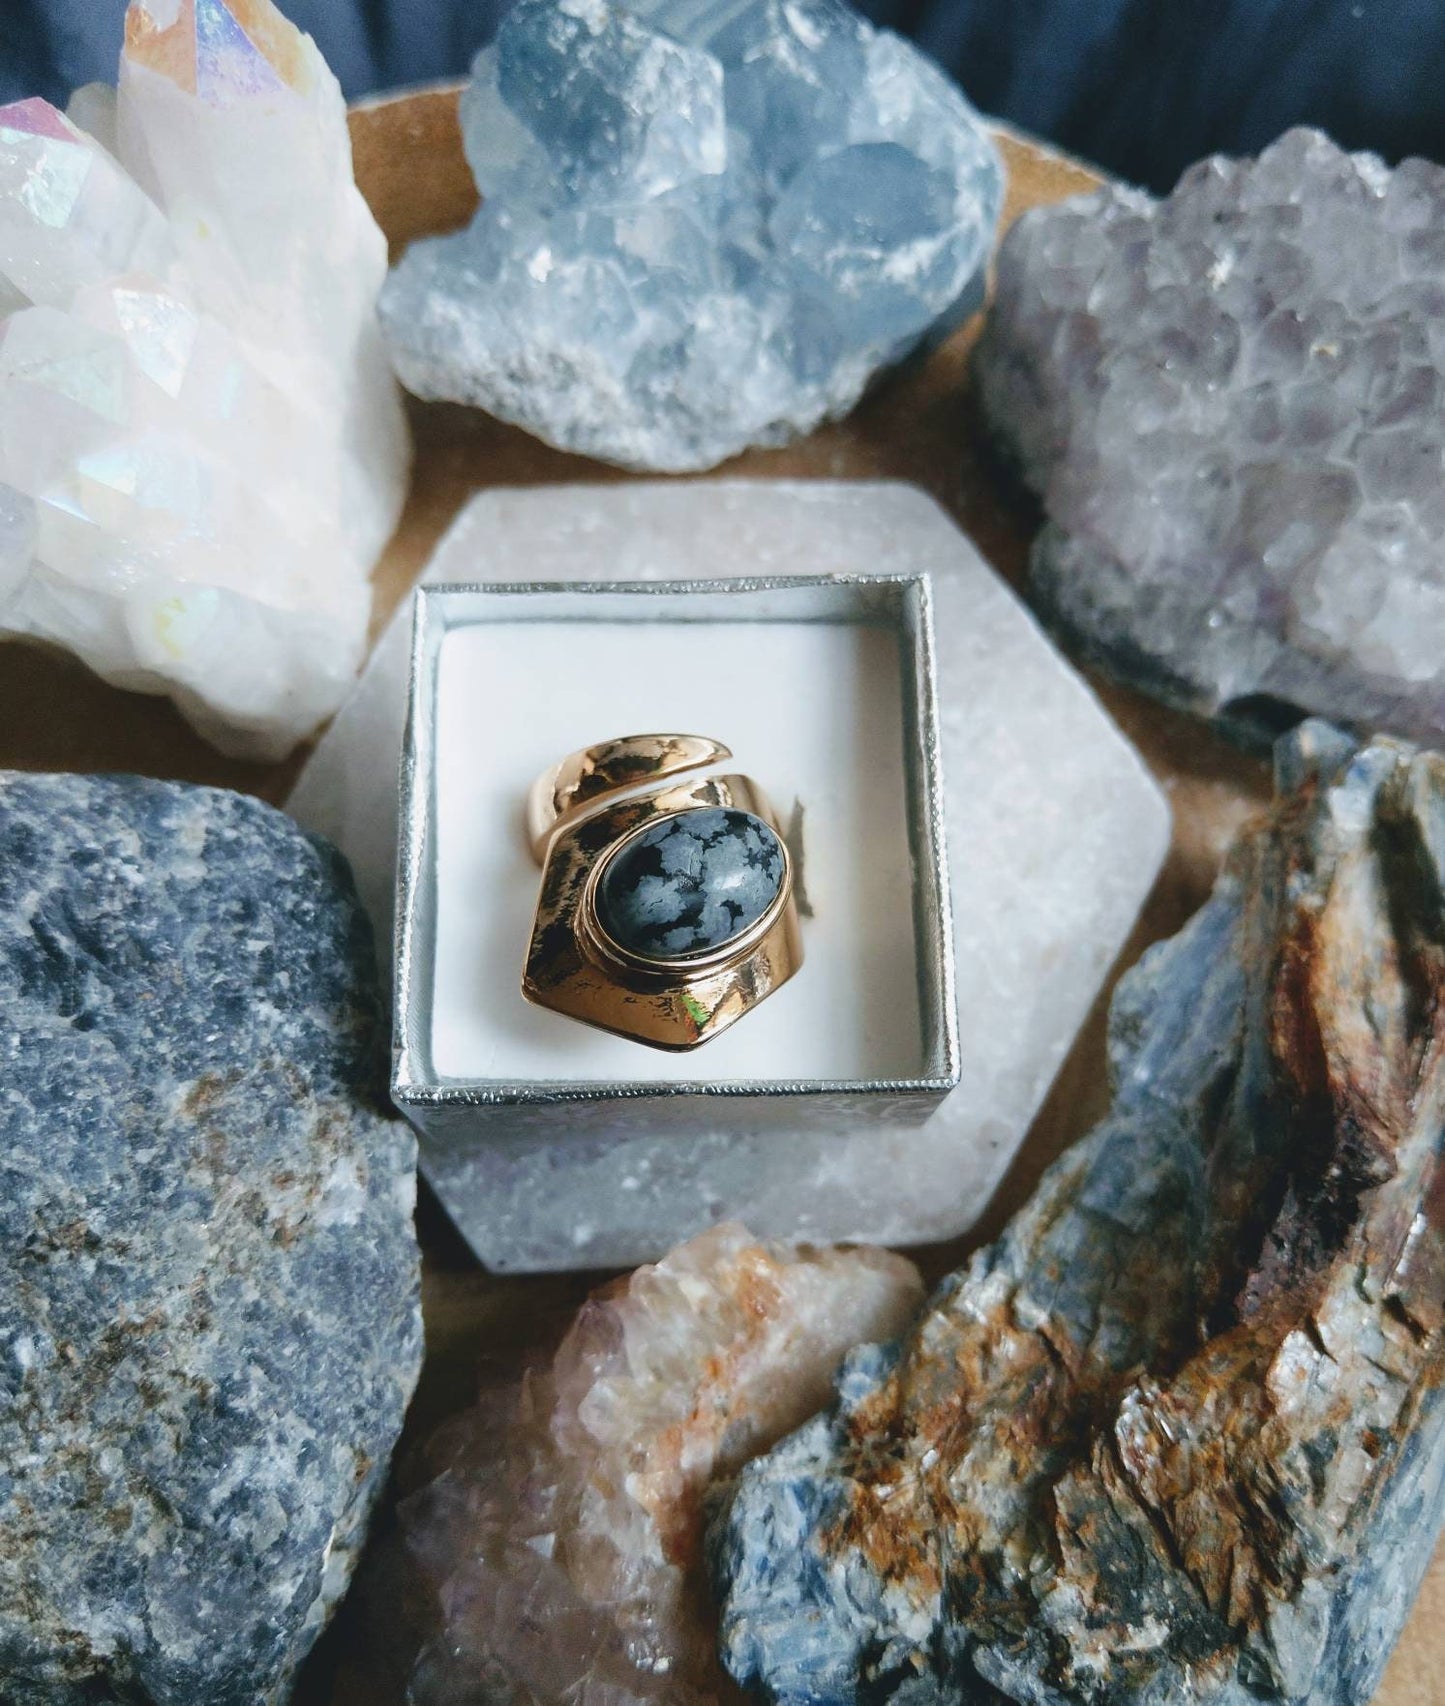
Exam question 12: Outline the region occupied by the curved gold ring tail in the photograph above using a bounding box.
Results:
[526,733,732,863]
[521,733,803,1052]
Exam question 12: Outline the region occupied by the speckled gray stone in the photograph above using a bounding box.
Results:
[0,772,422,1706]
[597,807,785,960]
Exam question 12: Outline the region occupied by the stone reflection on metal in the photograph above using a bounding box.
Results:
[524,733,802,1050]
[526,734,732,861]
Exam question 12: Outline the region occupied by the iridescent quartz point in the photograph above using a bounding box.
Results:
[0,0,409,759]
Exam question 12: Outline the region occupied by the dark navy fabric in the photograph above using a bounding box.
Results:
[873,0,1445,190]
[3,0,1444,191]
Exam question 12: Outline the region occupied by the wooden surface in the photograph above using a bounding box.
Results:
[2,86,1439,1704]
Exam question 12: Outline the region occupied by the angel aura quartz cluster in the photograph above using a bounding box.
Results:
[976,129,1445,750]
[379,0,1003,471]
[401,1224,923,1706]
[0,0,409,759]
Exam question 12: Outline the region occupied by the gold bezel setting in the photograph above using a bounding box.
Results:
[523,737,803,1051]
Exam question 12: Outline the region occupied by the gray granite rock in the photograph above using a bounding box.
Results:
[974,128,1445,749]
[712,720,1445,1706]
[598,807,785,959]
[0,772,422,1705]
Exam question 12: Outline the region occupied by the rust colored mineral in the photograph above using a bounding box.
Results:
[714,721,1445,1706]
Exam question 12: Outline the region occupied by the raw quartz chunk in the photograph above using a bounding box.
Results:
[974,127,1445,750]
[379,0,1003,472]
[0,1,409,760]
[402,1223,924,1706]
[0,486,35,603]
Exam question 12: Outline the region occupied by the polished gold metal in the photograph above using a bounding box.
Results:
[526,733,732,862]
[522,733,802,1052]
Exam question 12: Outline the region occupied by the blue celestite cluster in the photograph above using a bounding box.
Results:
[379,0,1003,471]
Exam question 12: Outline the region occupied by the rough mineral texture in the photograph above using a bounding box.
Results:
[401,1224,923,1706]
[0,0,409,760]
[713,719,1445,1706]
[0,771,422,1704]
[975,127,1445,749]
[380,0,1003,472]
[288,481,1170,1269]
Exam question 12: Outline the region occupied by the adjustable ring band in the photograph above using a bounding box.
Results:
[522,733,803,1051]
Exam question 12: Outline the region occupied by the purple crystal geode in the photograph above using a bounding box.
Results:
[975,128,1445,749]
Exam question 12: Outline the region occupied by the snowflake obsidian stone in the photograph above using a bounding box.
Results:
[597,806,786,960]
[525,781,801,1051]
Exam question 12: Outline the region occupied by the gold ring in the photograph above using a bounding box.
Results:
[522,734,803,1051]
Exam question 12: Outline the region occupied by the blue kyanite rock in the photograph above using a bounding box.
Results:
[598,805,785,958]
[710,722,1445,1706]
[378,0,1003,471]
[0,772,422,1706]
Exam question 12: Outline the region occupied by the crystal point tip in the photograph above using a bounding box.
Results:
[0,98,83,145]
[126,0,310,101]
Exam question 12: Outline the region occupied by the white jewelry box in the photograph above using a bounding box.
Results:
[391,574,960,1268]
[288,480,1171,1273]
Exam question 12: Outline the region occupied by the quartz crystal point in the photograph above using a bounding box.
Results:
[713,718,1445,1706]
[401,1223,923,1706]
[975,128,1445,751]
[379,0,1003,472]
[0,1,409,760]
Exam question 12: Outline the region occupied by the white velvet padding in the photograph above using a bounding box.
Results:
[428,614,925,1083]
